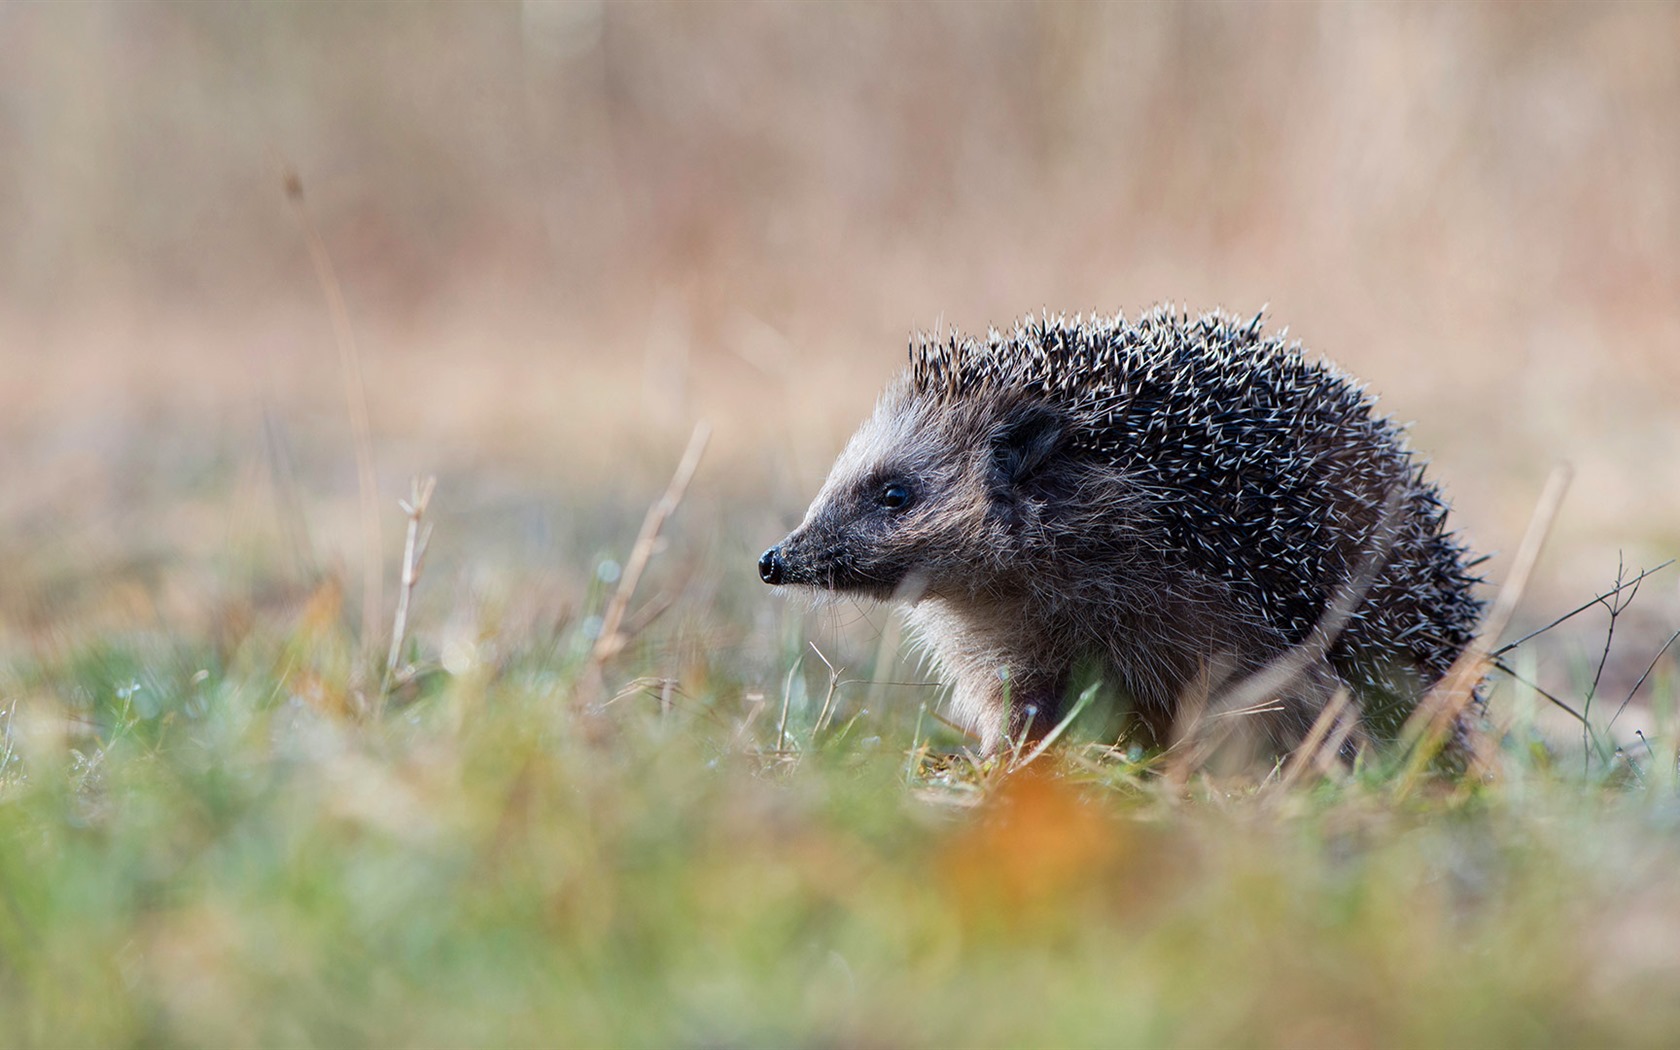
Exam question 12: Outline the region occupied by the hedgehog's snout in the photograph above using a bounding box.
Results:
[758,546,786,586]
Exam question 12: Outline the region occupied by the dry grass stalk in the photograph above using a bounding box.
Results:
[1396,465,1572,793]
[382,476,436,700]
[585,422,711,683]
[1314,707,1363,778]
[777,658,798,754]
[1275,687,1356,793]
[285,170,384,665]
[809,642,844,736]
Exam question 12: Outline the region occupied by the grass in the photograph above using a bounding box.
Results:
[1,465,1677,1049]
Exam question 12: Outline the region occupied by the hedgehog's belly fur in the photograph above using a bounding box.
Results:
[905,582,1340,754]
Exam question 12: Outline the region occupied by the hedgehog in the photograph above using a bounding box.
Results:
[758,307,1484,757]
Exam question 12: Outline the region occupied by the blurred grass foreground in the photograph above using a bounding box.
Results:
[2,3,1680,1047]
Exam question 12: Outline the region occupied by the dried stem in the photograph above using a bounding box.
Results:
[809,642,844,735]
[1276,687,1354,792]
[590,423,710,665]
[1396,465,1571,792]
[383,476,436,698]
[581,422,711,718]
[777,659,798,755]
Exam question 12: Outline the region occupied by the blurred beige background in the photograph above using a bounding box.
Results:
[1,3,1676,663]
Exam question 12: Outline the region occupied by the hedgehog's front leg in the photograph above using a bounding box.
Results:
[946,661,1064,755]
[906,600,1063,754]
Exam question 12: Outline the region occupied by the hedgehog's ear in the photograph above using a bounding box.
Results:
[988,403,1066,491]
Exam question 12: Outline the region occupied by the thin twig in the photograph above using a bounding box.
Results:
[1607,627,1680,733]
[1583,554,1634,720]
[285,170,383,667]
[1491,559,1674,656]
[1489,657,1593,729]
[1579,554,1643,767]
[383,476,436,698]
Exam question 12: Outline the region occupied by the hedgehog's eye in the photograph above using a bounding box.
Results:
[877,481,913,511]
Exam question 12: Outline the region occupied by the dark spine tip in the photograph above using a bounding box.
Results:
[758,547,785,586]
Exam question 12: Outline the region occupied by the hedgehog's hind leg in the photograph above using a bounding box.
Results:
[1132,634,1352,766]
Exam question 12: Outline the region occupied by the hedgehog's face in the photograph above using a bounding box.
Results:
[760,388,1066,602]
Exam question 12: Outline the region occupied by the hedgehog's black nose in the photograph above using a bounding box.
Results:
[758,546,785,585]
